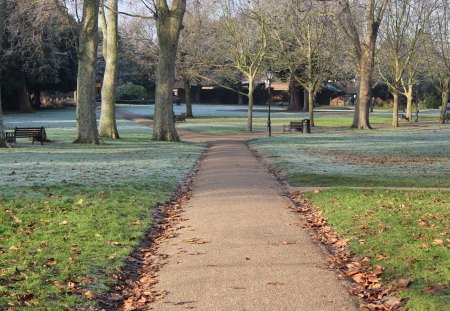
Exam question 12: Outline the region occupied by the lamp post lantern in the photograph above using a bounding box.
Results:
[266,67,274,137]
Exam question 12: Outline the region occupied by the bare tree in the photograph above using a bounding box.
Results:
[2,0,76,113]
[207,0,268,132]
[74,0,103,144]
[377,0,432,127]
[119,12,158,87]
[272,0,338,126]
[175,0,207,118]
[426,0,449,123]
[339,0,389,129]
[152,0,186,141]
[98,0,120,138]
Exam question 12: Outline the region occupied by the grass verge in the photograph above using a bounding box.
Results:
[305,189,449,311]
[0,122,204,309]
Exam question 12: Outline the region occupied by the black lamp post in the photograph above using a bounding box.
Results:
[266,67,274,137]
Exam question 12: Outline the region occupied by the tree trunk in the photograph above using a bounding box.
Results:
[405,85,413,121]
[74,0,102,144]
[98,0,119,139]
[303,89,309,112]
[0,82,7,148]
[195,84,201,103]
[153,1,186,141]
[343,0,387,129]
[353,54,373,129]
[308,86,315,126]
[392,89,399,127]
[289,77,301,111]
[238,82,245,105]
[32,89,42,109]
[247,76,254,132]
[18,72,33,113]
[184,79,193,118]
[0,0,7,147]
[439,79,449,124]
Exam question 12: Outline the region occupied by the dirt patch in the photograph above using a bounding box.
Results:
[310,150,437,166]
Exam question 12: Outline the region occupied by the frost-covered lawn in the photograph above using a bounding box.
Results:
[1,110,203,309]
[251,125,450,188]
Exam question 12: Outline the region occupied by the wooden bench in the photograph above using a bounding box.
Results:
[175,112,186,123]
[283,121,303,133]
[6,127,47,145]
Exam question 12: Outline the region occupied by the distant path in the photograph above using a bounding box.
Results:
[118,110,358,310]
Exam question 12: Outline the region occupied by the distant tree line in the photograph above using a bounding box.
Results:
[1,0,449,147]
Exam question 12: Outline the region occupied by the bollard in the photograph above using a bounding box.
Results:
[302,119,311,134]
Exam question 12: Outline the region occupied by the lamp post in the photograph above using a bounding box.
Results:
[266,67,274,137]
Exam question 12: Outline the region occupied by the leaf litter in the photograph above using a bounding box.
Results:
[95,156,202,310]
[289,192,409,311]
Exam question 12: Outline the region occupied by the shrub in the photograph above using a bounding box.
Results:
[418,91,441,109]
[116,83,147,100]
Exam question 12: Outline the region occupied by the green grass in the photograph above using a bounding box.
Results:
[305,189,450,311]
[250,120,449,309]
[0,123,204,309]
[178,117,260,135]
[177,112,439,135]
[251,125,450,188]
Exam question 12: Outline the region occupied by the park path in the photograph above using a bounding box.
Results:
[118,111,359,310]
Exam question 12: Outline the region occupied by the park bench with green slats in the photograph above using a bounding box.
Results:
[175,112,186,123]
[283,121,303,133]
[6,127,47,145]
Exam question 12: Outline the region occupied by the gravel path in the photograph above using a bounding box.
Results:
[118,111,359,310]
